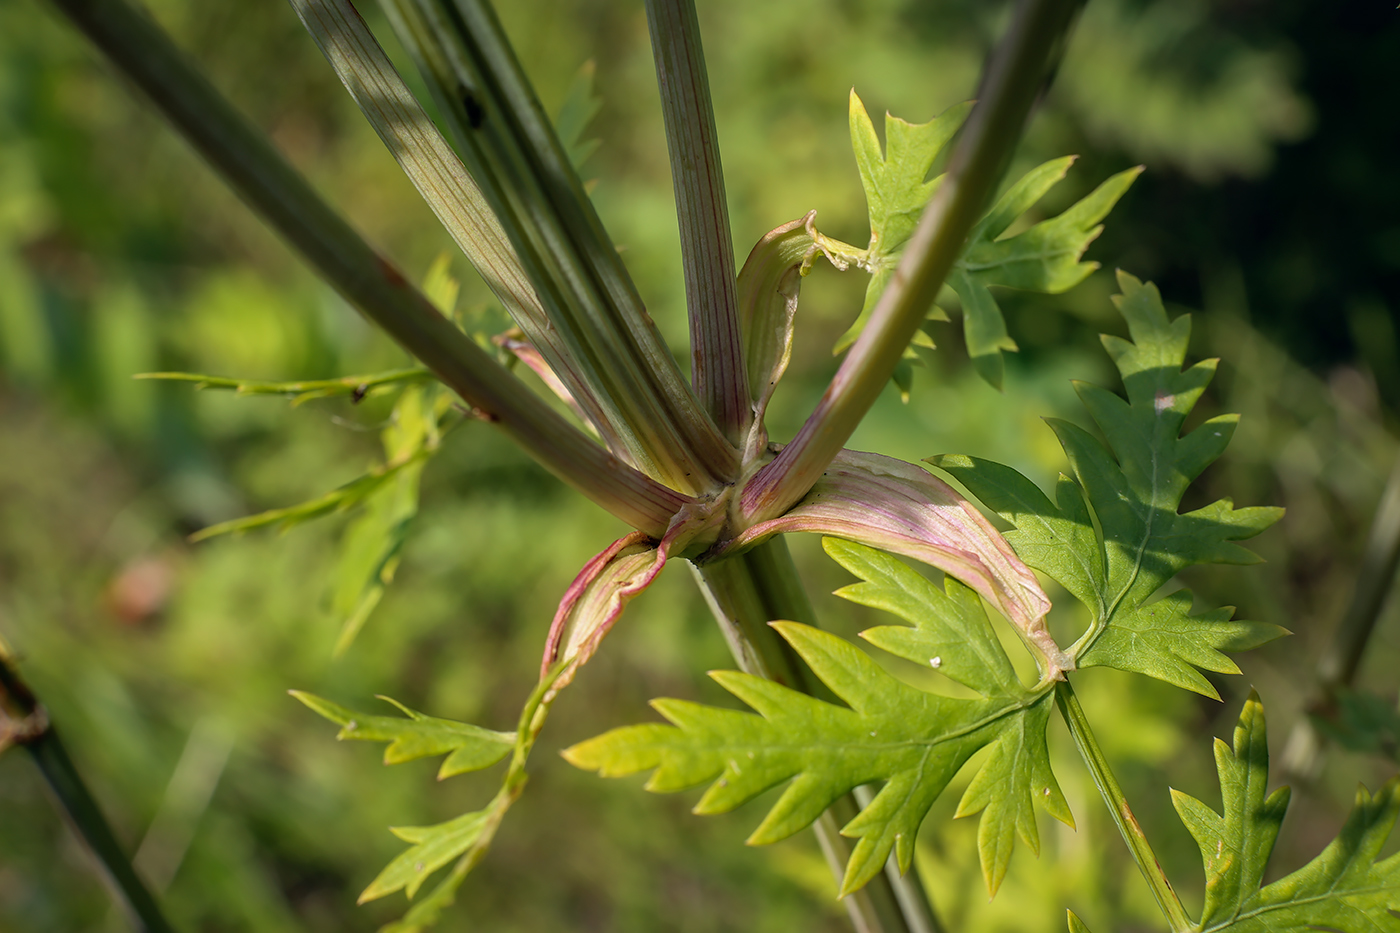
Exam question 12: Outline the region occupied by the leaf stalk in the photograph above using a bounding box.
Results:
[1055,680,1192,932]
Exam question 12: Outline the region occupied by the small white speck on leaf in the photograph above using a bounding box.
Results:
[1154,391,1174,413]
[1043,787,1051,796]
[346,720,357,731]
[415,861,425,873]
[929,657,942,669]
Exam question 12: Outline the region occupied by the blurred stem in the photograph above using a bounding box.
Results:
[645,0,748,443]
[741,0,1085,522]
[44,0,687,537]
[1056,680,1191,932]
[1284,454,1400,777]
[0,653,177,933]
[691,539,943,933]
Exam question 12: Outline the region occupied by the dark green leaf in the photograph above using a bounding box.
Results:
[1171,692,1400,931]
[932,272,1286,695]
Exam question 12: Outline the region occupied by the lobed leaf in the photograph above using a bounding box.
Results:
[833,92,1138,390]
[566,621,1069,896]
[1170,692,1400,931]
[289,691,514,779]
[361,809,491,902]
[932,271,1286,695]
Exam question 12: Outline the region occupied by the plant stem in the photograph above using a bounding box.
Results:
[0,653,177,933]
[379,0,739,490]
[692,538,943,933]
[1055,680,1192,933]
[645,0,748,443]
[741,0,1085,523]
[44,0,687,537]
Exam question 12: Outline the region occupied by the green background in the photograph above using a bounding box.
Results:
[0,1,1396,930]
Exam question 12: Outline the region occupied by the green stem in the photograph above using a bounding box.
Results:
[377,0,738,491]
[645,0,748,443]
[692,538,943,933]
[1055,680,1192,932]
[741,0,1085,522]
[43,0,686,537]
[1,654,177,933]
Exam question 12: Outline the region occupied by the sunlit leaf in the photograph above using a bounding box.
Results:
[289,691,514,779]
[361,809,491,902]
[1170,692,1400,931]
[933,272,1286,695]
[566,620,1069,896]
[834,92,1138,389]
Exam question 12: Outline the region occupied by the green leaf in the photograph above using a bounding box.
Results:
[1066,910,1094,933]
[361,809,492,902]
[565,621,1068,897]
[951,163,1141,387]
[289,691,514,779]
[833,92,1138,389]
[135,367,433,405]
[833,91,970,355]
[932,271,1287,696]
[1170,691,1400,932]
[823,537,1021,699]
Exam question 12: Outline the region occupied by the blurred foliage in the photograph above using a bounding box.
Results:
[0,1,1396,932]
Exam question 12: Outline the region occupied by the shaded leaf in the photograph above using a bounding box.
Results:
[1313,688,1400,762]
[566,622,1069,896]
[1170,692,1400,931]
[289,691,514,779]
[932,272,1286,694]
[951,163,1141,387]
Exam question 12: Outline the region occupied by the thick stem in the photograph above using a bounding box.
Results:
[645,0,748,443]
[741,0,1085,522]
[44,0,687,536]
[691,539,943,933]
[378,0,738,491]
[1055,680,1191,932]
[1,654,177,933]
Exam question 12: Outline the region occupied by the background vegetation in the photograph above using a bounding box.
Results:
[0,1,1396,930]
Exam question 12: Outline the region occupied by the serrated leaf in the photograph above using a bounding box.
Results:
[565,621,1069,896]
[289,691,514,779]
[833,92,1138,390]
[950,164,1141,387]
[834,92,971,355]
[1170,692,1400,931]
[823,537,1020,698]
[360,809,491,902]
[932,272,1286,694]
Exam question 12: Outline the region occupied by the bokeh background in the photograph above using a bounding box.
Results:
[1,1,1397,930]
